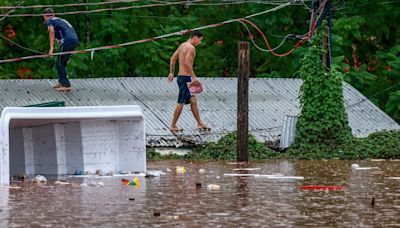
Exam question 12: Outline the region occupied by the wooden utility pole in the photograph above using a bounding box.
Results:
[237,42,250,162]
[319,0,332,70]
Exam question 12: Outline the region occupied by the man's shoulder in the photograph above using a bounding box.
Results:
[180,43,195,52]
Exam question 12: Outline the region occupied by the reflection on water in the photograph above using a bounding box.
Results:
[1,160,400,227]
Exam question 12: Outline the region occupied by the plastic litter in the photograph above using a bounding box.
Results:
[8,186,21,189]
[33,175,47,182]
[166,168,172,172]
[207,184,221,190]
[196,183,202,188]
[388,177,400,180]
[255,175,304,180]
[128,177,140,187]
[88,182,104,187]
[55,181,70,185]
[80,183,88,187]
[351,164,379,170]
[153,212,161,217]
[167,215,179,220]
[129,198,135,201]
[147,171,166,177]
[199,169,207,174]
[176,166,186,174]
[370,159,385,162]
[224,173,304,180]
[224,174,258,177]
[121,179,130,185]
[300,186,344,191]
[114,173,145,177]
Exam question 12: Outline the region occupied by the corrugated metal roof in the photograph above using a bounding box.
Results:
[0,78,398,147]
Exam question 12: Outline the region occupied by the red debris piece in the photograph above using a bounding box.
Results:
[300,186,345,191]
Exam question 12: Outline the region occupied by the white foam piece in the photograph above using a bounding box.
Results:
[232,168,261,171]
[260,176,304,180]
[67,175,95,178]
[353,167,379,170]
[114,173,146,177]
[388,177,400,180]
[224,173,258,177]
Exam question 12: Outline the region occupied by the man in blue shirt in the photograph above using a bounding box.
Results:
[44,8,79,91]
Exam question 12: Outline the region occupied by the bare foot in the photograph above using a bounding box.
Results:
[170,127,183,132]
[198,124,211,131]
[53,83,62,89]
[56,86,71,92]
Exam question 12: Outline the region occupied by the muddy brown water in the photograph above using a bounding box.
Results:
[1,160,400,227]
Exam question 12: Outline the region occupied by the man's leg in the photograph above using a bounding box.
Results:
[190,96,209,129]
[170,104,184,131]
[56,50,71,88]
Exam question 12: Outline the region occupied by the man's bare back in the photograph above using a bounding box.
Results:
[169,42,197,81]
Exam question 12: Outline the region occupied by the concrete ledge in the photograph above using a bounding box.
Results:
[1,105,146,185]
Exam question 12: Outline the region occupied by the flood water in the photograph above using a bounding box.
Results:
[2,160,400,227]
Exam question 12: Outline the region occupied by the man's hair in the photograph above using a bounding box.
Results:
[190,30,203,38]
[43,8,54,16]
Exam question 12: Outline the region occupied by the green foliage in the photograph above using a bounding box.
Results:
[146,132,282,161]
[187,132,281,161]
[292,43,353,151]
[386,90,400,121]
[146,147,184,160]
[289,130,400,160]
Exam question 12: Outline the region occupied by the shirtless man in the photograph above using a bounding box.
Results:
[168,30,210,132]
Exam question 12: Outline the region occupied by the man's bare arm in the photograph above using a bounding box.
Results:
[184,46,197,80]
[169,49,179,74]
[48,26,55,55]
[168,48,179,82]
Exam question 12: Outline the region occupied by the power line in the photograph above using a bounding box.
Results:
[0,1,296,64]
[0,0,25,21]
[0,34,45,55]
[0,0,140,10]
[346,82,400,109]
[0,0,204,18]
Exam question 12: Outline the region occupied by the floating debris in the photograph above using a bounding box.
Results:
[207,184,221,190]
[255,175,304,180]
[146,171,166,177]
[167,215,179,220]
[300,186,344,191]
[224,174,258,177]
[121,179,130,185]
[199,169,207,174]
[32,175,47,183]
[351,164,379,170]
[388,177,400,180]
[232,168,261,171]
[176,166,186,174]
[224,173,304,180]
[370,159,385,162]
